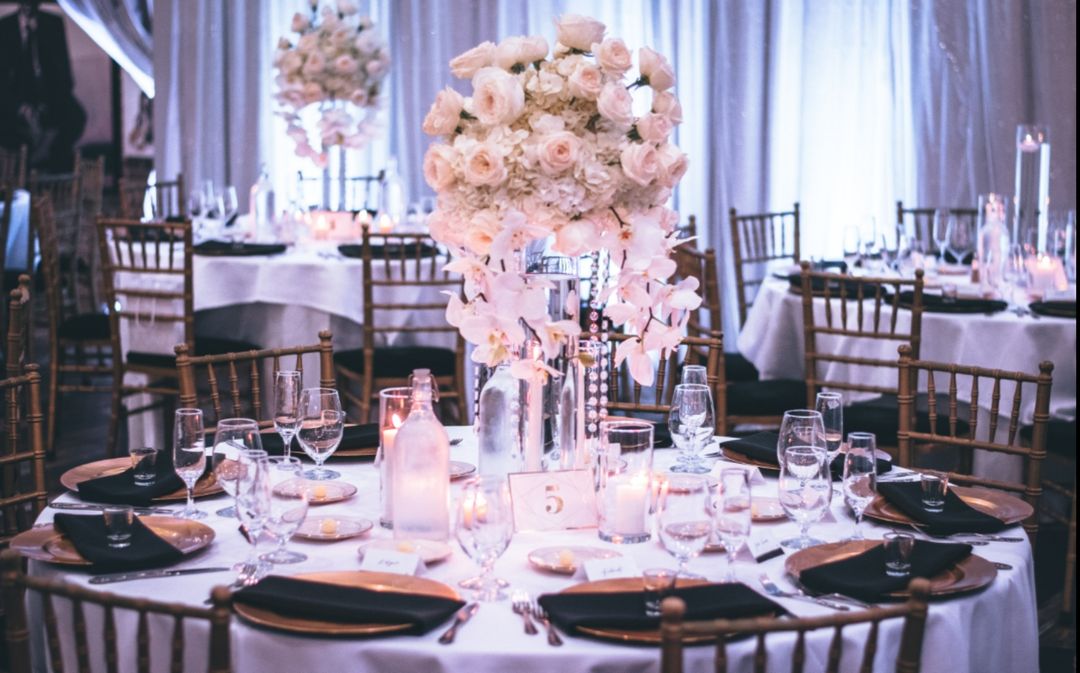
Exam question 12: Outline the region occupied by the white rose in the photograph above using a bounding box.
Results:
[422,87,465,136]
[567,63,603,99]
[593,38,632,75]
[620,143,660,187]
[450,41,495,78]
[596,82,633,128]
[553,218,597,256]
[428,209,464,248]
[334,54,357,74]
[554,14,605,52]
[423,144,457,191]
[464,210,501,255]
[471,67,525,125]
[291,12,309,33]
[462,142,507,186]
[652,90,683,125]
[525,70,564,99]
[494,36,545,70]
[636,113,672,144]
[638,47,675,90]
[656,144,688,188]
[521,36,549,63]
[336,0,357,15]
[537,132,581,176]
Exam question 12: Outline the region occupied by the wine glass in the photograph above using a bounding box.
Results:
[714,469,752,582]
[776,409,826,466]
[842,432,878,540]
[454,476,514,602]
[656,474,712,579]
[815,392,844,466]
[274,371,302,459]
[669,383,713,474]
[946,215,975,265]
[211,418,264,518]
[932,208,951,263]
[843,225,862,268]
[778,445,831,550]
[216,185,239,226]
[234,455,272,584]
[187,189,206,218]
[296,388,345,480]
[172,409,207,520]
[1003,243,1031,312]
[260,456,310,564]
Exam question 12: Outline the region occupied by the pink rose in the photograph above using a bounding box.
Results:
[471,67,525,125]
[334,55,357,74]
[462,142,507,186]
[636,113,672,144]
[553,218,597,256]
[652,90,683,125]
[620,143,660,187]
[521,36,549,63]
[639,47,675,91]
[537,132,581,176]
[554,14,605,51]
[290,12,309,33]
[596,82,633,128]
[656,144,688,188]
[450,41,495,79]
[494,35,549,69]
[464,210,502,255]
[422,144,457,191]
[593,38,631,75]
[428,208,464,248]
[422,87,465,136]
[567,63,603,99]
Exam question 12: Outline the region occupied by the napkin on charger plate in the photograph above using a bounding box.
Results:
[259,423,379,455]
[720,432,890,478]
[1028,300,1076,319]
[77,451,187,506]
[52,513,184,573]
[896,290,1008,314]
[193,241,287,256]
[876,482,1007,535]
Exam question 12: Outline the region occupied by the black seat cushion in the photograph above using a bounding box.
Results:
[127,336,259,369]
[727,379,807,417]
[1020,420,1076,459]
[725,352,759,382]
[334,346,457,379]
[844,393,971,447]
[58,313,111,341]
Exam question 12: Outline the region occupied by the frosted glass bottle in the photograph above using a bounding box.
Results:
[249,164,275,239]
[477,363,523,479]
[391,369,450,541]
[978,209,1011,294]
[380,156,407,224]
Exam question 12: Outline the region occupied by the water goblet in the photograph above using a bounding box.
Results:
[815,392,844,465]
[297,388,344,480]
[714,469,752,582]
[657,474,712,579]
[842,432,878,540]
[260,456,310,564]
[454,476,514,602]
[173,409,207,520]
[234,456,273,584]
[274,371,302,459]
[669,384,713,474]
[778,446,831,550]
[211,418,264,518]
[932,209,951,263]
[777,409,826,466]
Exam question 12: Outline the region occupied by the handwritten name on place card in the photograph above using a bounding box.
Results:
[583,556,642,581]
[359,548,422,575]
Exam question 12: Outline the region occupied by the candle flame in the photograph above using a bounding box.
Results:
[391,413,403,428]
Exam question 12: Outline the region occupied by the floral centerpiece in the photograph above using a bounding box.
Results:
[423,14,699,385]
[273,0,391,168]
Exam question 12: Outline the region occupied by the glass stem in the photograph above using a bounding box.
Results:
[186,485,195,515]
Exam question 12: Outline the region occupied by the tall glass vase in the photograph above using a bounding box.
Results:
[1013,124,1050,251]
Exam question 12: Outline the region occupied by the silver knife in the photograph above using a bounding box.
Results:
[438,602,479,644]
[49,502,178,516]
[89,567,232,584]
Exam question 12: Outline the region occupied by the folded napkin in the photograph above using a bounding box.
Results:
[1029,300,1076,319]
[829,453,892,480]
[194,241,287,257]
[787,274,885,298]
[337,243,438,259]
[720,431,780,466]
[876,482,1006,535]
[897,291,1007,314]
[77,452,186,506]
[799,540,972,602]
[259,423,379,455]
[52,513,184,573]
[232,575,465,634]
[538,583,783,632]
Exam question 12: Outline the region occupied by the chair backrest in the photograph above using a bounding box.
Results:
[119,174,185,221]
[33,195,74,347]
[176,332,336,432]
[674,244,721,338]
[660,578,931,673]
[674,214,697,243]
[77,156,107,310]
[729,202,800,327]
[97,218,195,356]
[5,276,32,380]
[1,550,232,673]
[897,344,1053,547]
[896,201,978,253]
[0,366,46,548]
[0,146,28,189]
[800,262,924,406]
[297,171,383,211]
[29,167,82,276]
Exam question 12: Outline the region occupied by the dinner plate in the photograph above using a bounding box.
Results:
[273,479,358,506]
[559,577,711,644]
[358,539,453,564]
[863,485,1032,529]
[9,516,215,566]
[294,516,373,542]
[232,571,460,636]
[60,458,223,502]
[527,546,622,574]
[449,461,477,481]
[785,539,997,598]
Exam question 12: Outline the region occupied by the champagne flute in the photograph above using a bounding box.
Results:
[454,476,514,602]
[260,456,310,564]
[842,432,878,540]
[932,208,951,263]
[657,474,712,579]
[776,409,826,466]
[235,455,272,584]
[273,371,302,459]
[217,185,239,227]
[211,418,264,518]
[778,445,831,550]
[815,392,844,466]
[296,388,344,480]
[173,409,207,520]
[669,383,713,474]
[714,469,752,582]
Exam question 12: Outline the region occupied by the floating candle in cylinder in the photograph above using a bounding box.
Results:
[378,387,411,529]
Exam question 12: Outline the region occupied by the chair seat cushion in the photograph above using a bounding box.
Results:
[127,337,259,369]
[334,346,457,379]
[725,352,759,382]
[727,379,807,416]
[845,393,971,446]
[58,313,111,341]
[1020,420,1076,459]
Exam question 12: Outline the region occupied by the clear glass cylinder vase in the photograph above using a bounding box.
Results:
[1013,124,1050,251]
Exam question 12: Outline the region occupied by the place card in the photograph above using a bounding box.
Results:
[359,548,422,575]
[583,556,641,581]
[508,469,598,532]
[749,536,784,563]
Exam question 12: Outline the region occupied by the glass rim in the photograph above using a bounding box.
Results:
[175,408,203,417]
[217,417,260,428]
[674,382,710,391]
[783,444,827,457]
[379,386,412,399]
[783,409,823,418]
[599,418,654,432]
[815,392,843,400]
[274,370,301,378]
[847,431,876,440]
[301,387,338,395]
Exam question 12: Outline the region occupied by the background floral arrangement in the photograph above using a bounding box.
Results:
[273,0,391,167]
[423,14,699,384]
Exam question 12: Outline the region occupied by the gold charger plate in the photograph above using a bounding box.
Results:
[232,570,460,636]
[864,485,1033,529]
[60,458,223,503]
[294,516,373,541]
[751,497,786,522]
[785,540,997,599]
[273,479,358,506]
[10,516,215,566]
[527,546,622,574]
[718,448,778,473]
[560,577,712,644]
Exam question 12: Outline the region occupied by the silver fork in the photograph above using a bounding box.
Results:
[511,591,538,635]
[793,581,874,609]
[529,600,563,646]
[907,524,993,545]
[758,574,850,611]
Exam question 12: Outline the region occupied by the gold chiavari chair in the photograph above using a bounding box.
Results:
[77,155,107,311]
[674,214,697,243]
[0,365,46,550]
[0,146,28,189]
[176,331,335,433]
[659,578,931,673]
[5,276,32,380]
[897,344,1053,549]
[334,225,466,422]
[729,202,800,327]
[296,171,384,212]
[29,164,82,284]
[896,201,978,259]
[2,550,233,673]
[119,173,185,221]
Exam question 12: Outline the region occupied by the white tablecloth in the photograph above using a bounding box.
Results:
[28,427,1039,673]
[2,189,31,270]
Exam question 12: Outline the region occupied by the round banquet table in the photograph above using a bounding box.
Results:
[28,426,1039,673]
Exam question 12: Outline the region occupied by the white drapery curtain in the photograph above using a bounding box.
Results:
[57,0,154,95]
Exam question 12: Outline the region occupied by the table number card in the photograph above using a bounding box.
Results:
[359,548,422,575]
[508,469,598,532]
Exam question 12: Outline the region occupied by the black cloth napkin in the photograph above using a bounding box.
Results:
[77,452,186,506]
[1029,300,1076,319]
[259,423,379,455]
[876,482,1006,534]
[538,583,783,632]
[829,453,892,480]
[337,243,438,259]
[800,540,972,602]
[52,513,184,573]
[194,241,287,257]
[232,575,465,634]
[896,290,1007,314]
[721,431,780,466]
[787,273,884,298]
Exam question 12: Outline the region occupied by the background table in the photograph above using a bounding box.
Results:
[2,189,31,270]
[28,427,1039,673]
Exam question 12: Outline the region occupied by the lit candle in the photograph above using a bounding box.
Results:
[356,210,373,227]
[320,518,338,535]
[380,413,403,524]
[611,471,650,535]
[312,483,328,501]
[1027,253,1065,298]
[377,213,394,234]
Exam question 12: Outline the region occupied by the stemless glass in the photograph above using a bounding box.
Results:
[454,476,514,602]
[273,371,302,459]
[211,418,264,518]
[776,410,826,466]
[261,456,310,564]
[235,456,272,584]
[296,388,345,480]
[778,446,831,550]
[173,409,207,520]
[714,469,752,582]
[669,383,713,474]
[656,474,712,578]
[842,432,878,540]
[815,392,844,465]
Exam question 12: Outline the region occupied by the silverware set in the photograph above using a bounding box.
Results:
[438,602,480,644]
[90,567,231,585]
[758,574,854,611]
[511,591,538,635]
[908,523,1024,544]
[48,501,177,517]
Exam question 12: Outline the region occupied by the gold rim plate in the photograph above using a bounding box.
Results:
[61,458,223,503]
[359,539,453,564]
[273,478,358,506]
[449,461,476,481]
[294,517,373,541]
[527,546,622,574]
[10,516,216,566]
[864,485,1033,528]
[751,497,787,522]
[233,570,459,636]
[718,448,778,473]
[785,540,997,599]
[561,577,711,644]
